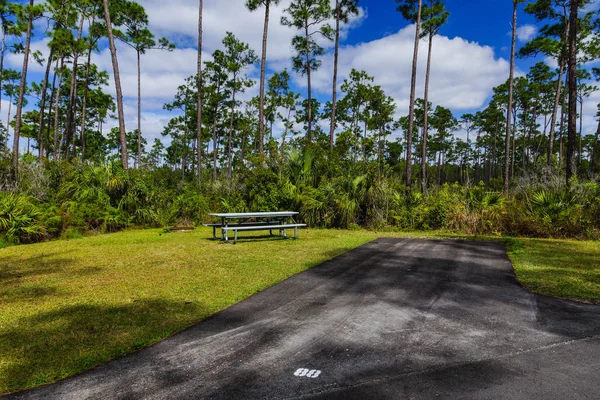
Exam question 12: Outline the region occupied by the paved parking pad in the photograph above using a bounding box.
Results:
[7,238,600,399]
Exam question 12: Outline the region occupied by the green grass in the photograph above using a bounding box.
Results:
[1,228,598,394]
[0,227,379,394]
[506,237,600,303]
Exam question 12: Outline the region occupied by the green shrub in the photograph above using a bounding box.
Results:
[103,206,130,232]
[167,189,210,226]
[0,193,45,244]
[245,169,285,212]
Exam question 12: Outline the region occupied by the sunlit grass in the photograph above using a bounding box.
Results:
[0,227,377,394]
[506,237,600,302]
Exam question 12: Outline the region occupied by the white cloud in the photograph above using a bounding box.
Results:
[516,25,537,43]
[581,89,600,139]
[544,56,560,70]
[311,26,510,114]
[142,0,362,63]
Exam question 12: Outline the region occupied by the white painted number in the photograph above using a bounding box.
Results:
[306,370,321,378]
[294,368,321,378]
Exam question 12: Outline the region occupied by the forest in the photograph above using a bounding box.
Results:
[2,0,600,245]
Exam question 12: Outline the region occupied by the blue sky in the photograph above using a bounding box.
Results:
[5,0,600,150]
[353,1,530,45]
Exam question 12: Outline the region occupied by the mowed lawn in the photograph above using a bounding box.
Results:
[0,228,377,394]
[507,238,600,303]
[0,229,599,394]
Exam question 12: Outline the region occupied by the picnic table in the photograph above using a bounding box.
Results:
[206,212,306,244]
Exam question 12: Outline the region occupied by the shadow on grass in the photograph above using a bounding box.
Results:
[0,285,61,304]
[0,253,103,303]
[0,299,206,396]
[0,252,77,284]
[205,234,298,244]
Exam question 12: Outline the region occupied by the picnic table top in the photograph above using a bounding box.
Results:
[209,212,299,219]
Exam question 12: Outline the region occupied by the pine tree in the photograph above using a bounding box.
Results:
[396,0,423,189]
[102,0,128,170]
[282,0,333,144]
[504,1,525,194]
[330,0,359,152]
[566,0,579,184]
[12,0,43,171]
[116,1,174,168]
[246,0,281,160]
[221,32,257,178]
[419,0,448,193]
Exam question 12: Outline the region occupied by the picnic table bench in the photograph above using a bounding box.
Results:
[206,212,306,244]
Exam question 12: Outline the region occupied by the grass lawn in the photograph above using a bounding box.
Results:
[0,228,598,394]
[0,228,378,395]
[506,237,600,303]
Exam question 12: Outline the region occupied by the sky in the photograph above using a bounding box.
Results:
[4,0,600,151]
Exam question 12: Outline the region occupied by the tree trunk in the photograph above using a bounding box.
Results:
[80,46,92,161]
[521,106,527,173]
[305,23,313,143]
[406,0,423,189]
[504,0,517,194]
[363,118,368,165]
[579,95,583,166]
[527,104,537,170]
[353,108,359,163]
[182,106,187,183]
[559,102,565,164]
[36,46,55,163]
[64,14,85,160]
[53,57,64,160]
[566,0,578,185]
[493,114,499,179]
[421,27,433,193]
[0,26,5,121]
[548,63,565,167]
[377,126,382,177]
[511,109,517,178]
[437,150,442,186]
[591,118,600,173]
[484,146,489,184]
[212,103,218,182]
[0,24,6,117]
[196,0,204,184]
[12,0,34,171]
[465,129,471,186]
[103,0,128,170]
[137,48,142,168]
[330,0,340,152]
[46,58,58,159]
[227,79,237,179]
[6,93,12,139]
[258,0,270,158]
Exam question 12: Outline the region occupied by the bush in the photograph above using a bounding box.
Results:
[245,169,285,212]
[0,193,45,244]
[166,188,210,226]
[2,155,600,246]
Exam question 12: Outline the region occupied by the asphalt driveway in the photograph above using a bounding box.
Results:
[7,238,600,399]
